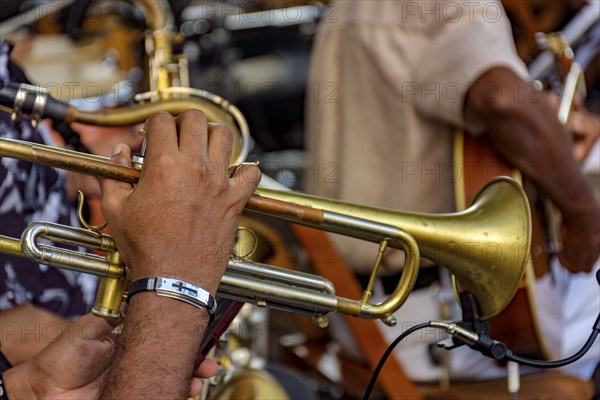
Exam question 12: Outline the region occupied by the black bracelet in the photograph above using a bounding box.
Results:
[127,277,217,323]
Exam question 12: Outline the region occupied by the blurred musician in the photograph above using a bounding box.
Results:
[1,6,143,365]
[0,37,98,365]
[305,0,599,396]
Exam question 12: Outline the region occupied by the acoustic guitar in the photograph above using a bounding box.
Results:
[453,27,588,359]
[454,131,552,359]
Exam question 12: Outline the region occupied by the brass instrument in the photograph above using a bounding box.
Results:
[0,138,531,324]
[0,0,530,326]
[0,0,250,165]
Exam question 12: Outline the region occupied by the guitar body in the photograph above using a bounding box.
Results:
[454,131,553,359]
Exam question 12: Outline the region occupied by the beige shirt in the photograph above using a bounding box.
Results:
[305,0,528,273]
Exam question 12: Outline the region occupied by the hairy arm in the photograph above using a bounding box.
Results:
[99,296,208,399]
[3,308,218,400]
[97,110,260,398]
[465,67,600,273]
[0,303,68,365]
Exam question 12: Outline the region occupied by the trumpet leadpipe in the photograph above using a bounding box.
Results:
[0,138,141,183]
[0,138,326,224]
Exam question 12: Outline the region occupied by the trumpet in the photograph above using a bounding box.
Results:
[0,138,531,325]
[0,0,530,325]
[0,0,250,165]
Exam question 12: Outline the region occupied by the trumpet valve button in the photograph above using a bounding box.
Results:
[131,154,145,170]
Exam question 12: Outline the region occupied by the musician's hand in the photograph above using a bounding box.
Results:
[568,97,600,162]
[100,110,261,294]
[3,313,116,399]
[3,313,219,399]
[559,207,600,273]
[546,92,599,162]
[97,111,259,398]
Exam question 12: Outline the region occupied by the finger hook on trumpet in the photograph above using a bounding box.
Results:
[77,191,108,232]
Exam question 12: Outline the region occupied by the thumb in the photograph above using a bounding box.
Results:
[101,144,133,214]
[73,313,121,341]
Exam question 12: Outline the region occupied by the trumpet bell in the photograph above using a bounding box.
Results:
[253,177,531,320]
[451,178,531,320]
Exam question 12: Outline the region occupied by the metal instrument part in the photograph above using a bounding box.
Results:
[0,0,251,165]
[0,137,531,322]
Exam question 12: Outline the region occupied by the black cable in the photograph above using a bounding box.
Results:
[506,271,600,368]
[364,317,598,400]
[362,322,433,400]
[503,269,600,368]
[362,317,598,400]
[508,330,598,368]
[364,270,600,399]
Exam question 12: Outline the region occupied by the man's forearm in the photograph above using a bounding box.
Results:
[466,67,597,221]
[99,295,209,399]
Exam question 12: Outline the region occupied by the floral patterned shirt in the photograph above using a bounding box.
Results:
[0,39,97,318]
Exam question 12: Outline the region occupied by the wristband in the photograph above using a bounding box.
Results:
[127,277,217,322]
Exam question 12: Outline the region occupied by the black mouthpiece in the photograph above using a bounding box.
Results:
[0,82,71,124]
